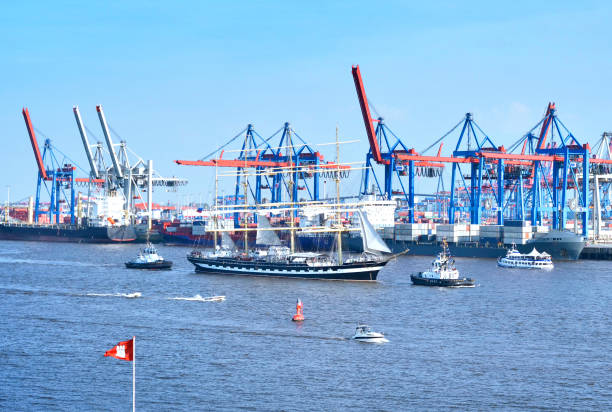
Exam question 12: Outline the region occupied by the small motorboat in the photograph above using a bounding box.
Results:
[410,241,475,287]
[351,324,388,343]
[203,295,226,302]
[497,244,554,269]
[125,243,172,270]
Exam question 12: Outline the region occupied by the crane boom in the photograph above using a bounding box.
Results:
[96,105,123,179]
[536,102,555,150]
[351,65,382,163]
[73,106,99,179]
[22,108,48,180]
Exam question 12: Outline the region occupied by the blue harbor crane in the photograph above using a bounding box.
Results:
[23,108,79,224]
[176,123,348,225]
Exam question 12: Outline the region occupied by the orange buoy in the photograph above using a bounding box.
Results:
[292,298,304,321]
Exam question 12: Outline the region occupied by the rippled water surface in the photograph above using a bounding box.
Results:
[1,240,611,411]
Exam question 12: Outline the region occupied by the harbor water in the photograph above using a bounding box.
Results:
[1,241,611,411]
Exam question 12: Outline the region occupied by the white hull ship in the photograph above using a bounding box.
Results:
[497,244,553,269]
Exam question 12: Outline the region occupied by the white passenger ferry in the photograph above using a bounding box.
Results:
[497,244,554,269]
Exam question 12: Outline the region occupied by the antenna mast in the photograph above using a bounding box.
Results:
[288,128,296,253]
[214,162,219,248]
[243,154,248,253]
[336,125,343,264]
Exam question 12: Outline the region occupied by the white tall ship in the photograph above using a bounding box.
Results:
[497,244,554,269]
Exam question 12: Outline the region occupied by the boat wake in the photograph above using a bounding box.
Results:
[85,292,142,299]
[169,294,225,302]
[0,257,112,267]
[230,329,347,341]
[447,284,477,288]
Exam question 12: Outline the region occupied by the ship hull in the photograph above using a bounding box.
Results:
[162,233,209,246]
[0,223,137,243]
[161,231,261,247]
[300,233,584,261]
[410,274,475,287]
[525,240,583,260]
[125,261,173,269]
[389,239,583,260]
[187,256,385,281]
[296,233,337,251]
[134,224,163,243]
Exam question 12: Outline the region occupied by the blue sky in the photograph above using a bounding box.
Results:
[1,1,611,203]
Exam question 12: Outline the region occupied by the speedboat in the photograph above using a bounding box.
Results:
[351,324,388,343]
[497,244,554,269]
[125,243,172,269]
[410,241,475,287]
[204,295,226,302]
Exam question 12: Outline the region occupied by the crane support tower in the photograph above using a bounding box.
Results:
[71,105,188,224]
[22,107,76,224]
[176,122,349,226]
[352,65,445,223]
[352,65,612,236]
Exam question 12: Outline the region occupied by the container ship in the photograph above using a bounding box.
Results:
[382,221,585,260]
[0,221,137,243]
[4,106,180,245]
[159,219,251,247]
[299,222,585,261]
[157,218,288,247]
[0,196,141,244]
[158,198,585,260]
[298,225,585,260]
[295,201,585,260]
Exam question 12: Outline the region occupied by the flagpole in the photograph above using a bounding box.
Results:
[133,336,135,412]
